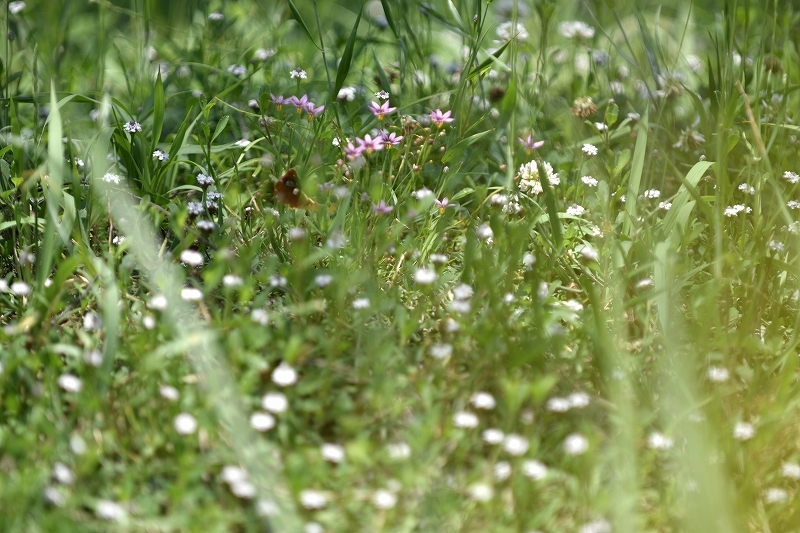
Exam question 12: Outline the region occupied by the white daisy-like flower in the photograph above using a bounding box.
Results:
[290,68,308,80]
[321,443,345,463]
[564,433,589,455]
[43,486,65,507]
[96,500,127,521]
[84,349,103,367]
[559,20,595,40]
[180,249,203,266]
[412,187,434,199]
[647,432,674,450]
[231,481,256,499]
[123,121,142,133]
[152,149,169,161]
[299,489,327,509]
[582,143,598,156]
[502,434,529,456]
[476,223,494,240]
[159,385,179,401]
[788,201,800,210]
[372,489,397,509]
[522,459,548,480]
[271,362,298,387]
[496,21,529,41]
[733,422,755,441]
[482,428,504,444]
[70,435,87,455]
[261,392,288,413]
[254,48,275,61]
[493,461,512,481]
[470,392,496,410]
[658,201,672,210]
[10,281,30,296]
[467,483,494,501]
[429,343,453,359]
[413,267,438,285]
[250,411,276,432]
[453,411,479,428]
[174,413,198,435]
[58,374,82,393]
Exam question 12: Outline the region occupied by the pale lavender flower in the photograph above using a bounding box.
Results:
[430,109,454,127]
[368,100,396,120]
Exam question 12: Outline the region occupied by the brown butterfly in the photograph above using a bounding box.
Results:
[275,168,317,209]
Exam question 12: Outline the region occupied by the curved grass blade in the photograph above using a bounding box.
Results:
[334,7,362,97]
[379,0,398,38]
[287,0,321,50]
[466,40,511,81]
[151,70,165,153]
[623,112,648,237]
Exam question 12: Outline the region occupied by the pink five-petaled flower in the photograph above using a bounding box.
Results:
[380,130,404,147]
[356,134,384,155]
[372,200,394,214]
[368,100,397,121]
[344,142,362,161]
[303,101,325,119]
[435,198,451,213]
[518,134,545,153]
[270,93,290,110]
[289,94,309,112]
[430,109,454,128]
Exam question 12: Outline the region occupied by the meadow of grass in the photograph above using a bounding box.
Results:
[2,0,800,531]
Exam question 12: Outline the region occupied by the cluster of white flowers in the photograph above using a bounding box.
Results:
[517,160,559,195]
[558,20,595,40]
[724,204,750,216]
[784,171,800,184]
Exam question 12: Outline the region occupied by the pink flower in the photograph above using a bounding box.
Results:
[430,109,454,127]
[518,134,544,153]
[303,101,325,119]
[372,200,394,214]
[270,93,290,110]
[344,142,362,161]
[368,100,397,120]
[356,134,384,154]
[380,130,404,146]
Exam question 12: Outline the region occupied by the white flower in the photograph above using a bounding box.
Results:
[707,366,729,382]
[52,462,75,485]
[231,480,257,499]
[502,434,529,456]
[453,284,474,300]
[497,21,529,41]
[254,48,276,61]
[413,267,438,285]
[578,519,612,533]
[387,442,411,459]
[227,64,247,77]
[476,223,494,240]
[430,253,448,264]
[517,160,558,195]
[269,274,286,287]
[769,240,785,252]
[581,175,598,187]
[321,443,345,463]
[559,20,595,39]
[102,172,121,184]
[733,422,755,441]
[58,374,82,393]
[352,297,371,309]
[522,460,548,480]
[271,362,298,386]
[261,392,288,413]
[221,465,248,485]
[764,488,788,503]
[70,435,87,455]
[566,204,585,216]
[337,86,357,101]
[180,249,203,266]
[647,432,674,450]
[304,522,324,533]
[251,309,268,325]
[314,274,333,287]
[180,287,203,301]
[724,204,748,216]
[594,122,608,131]
[43,486,65,507]
[453,411,479,428]
[235,139,250,148]
[738,183,755,195]
[564,299,584,312]
[208,11,224,20]
[782,462,800,479]
[429,343,453,359]
[372,489,397,509]
[482,428,504,444]
[174,413,198,435]
[564,433,589,455]
[493,461,512,481]
[8,1,26,15]
[643,189,661,199]
[290,68,308,79]
[299,489,327,509]
[375,90,390,100]
[789,201,800,210]
[96,500,127,521]
[84,350,103,367]
[152,149,169,161]
[249,411,275,432]
[658,201,672,211]
[123,121,142,133]
[582,143,598,156]
[413,187,434,199]
[467,483,493,501]
[451,299,472,314]
[568,392,590,408]
[547,397,570,412]
[9,281,30,296]
[222,274,243,287]
[470,392,496,410]
[196,173,214,187]
[159,385,179,401]
[784,171,800,184]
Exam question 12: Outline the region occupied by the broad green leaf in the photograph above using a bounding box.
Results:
[623,112,648,236]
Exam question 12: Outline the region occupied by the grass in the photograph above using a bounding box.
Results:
[2,0,800,531]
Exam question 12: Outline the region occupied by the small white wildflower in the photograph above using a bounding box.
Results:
[123,121,142,133]
[502,434,529,456]
[559,20,595,40]
[208,11,224,20]
[738,183,755,195]
[564,299,584,312]
[467,483,493,502]
[304,522,324,533]
[522,460,548,480]
[581,175,598,187]
[494,461,512,481]
[546,397,571,412]
[69,435,87,455]
[321,443,345,463]
[412,187,434,199]
[450,300,471,314]
[159,385,179,401]
[196,173,214,187]
[299,489,327,509]
[227,64,247,77]
[429,343,453,359]
[537,282,549,299]
[314,274,333,287]
[271,362,298,387]
[566,204,585,216]
[647,432,674,450]
[180,287,203,301]
[658,201,672,210]
[476,224,494,241]
[782,462,800,479]
[52,462,75,485]
[453,411,479,428]
[482,428,504,444]
[251,309,269,325]
[250,412,276,432]
[261,392,288,413]
[84,349,103,367]
[102,172,121,184]
[522,252,536,270]
[579,519,612,533]
[375,90,390,100]
[470,392,496,410]
[733,422,755,441]
[231,481,257,499]
[372,489,397,509]
[564,433,589,455]
[152,149,169,161]
[254,48,276,61]
[174,413,198,435]
[784,171,800,184]
[222,274,243,287]
[43,486,65,507]
[290,68,308,80]
[413,267,438,285]
[180,249,204,266]
[234,139,250,147]
[82,312,101,331]
[8,1,26,15]
[387,442,411,459]
[764,488,788,503]
[453,284,474,300]
[643,189,661,199]
[582,143,598,156]
[221,465,248,485]
[288,227,306,240]
[96,500,126,521]
[707,366,729,382]
[769,240,785,252]
[788,200,800,210]
[496,21,529,41]
[578,244,598,261]
[269,274,287,287]
[430,253,448,264]
[568,392,590,408]
[352,297,371,309]
[58,374,82,393]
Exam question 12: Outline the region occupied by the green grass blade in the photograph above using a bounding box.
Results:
[623,112,648,237]
[151,70,165,153]
[287,0,321,50]
[334,7,362,97]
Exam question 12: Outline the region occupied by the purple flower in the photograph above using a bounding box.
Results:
[430,109,454,128]
[270,93,290,110]
[303,101,325,119]
[435,198,451,210]
[290,94,309,111]
[356,134,384,155]
[344,142,362,161]
[372,200,394,214]
[380,130,404,147]
[368,100,397,120]
[518,134,544,153]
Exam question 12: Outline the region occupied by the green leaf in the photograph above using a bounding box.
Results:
[379,0,399,38]
[151,70,165,153]
[442,131,492,163]
[211,115,229,143]
[168,104,197,163]
[287,0,321,50]
[466,40,511,81]
[659,160,714,238]
[623,112,648,237]
[334,8,362,97]
[538,162,563,251]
